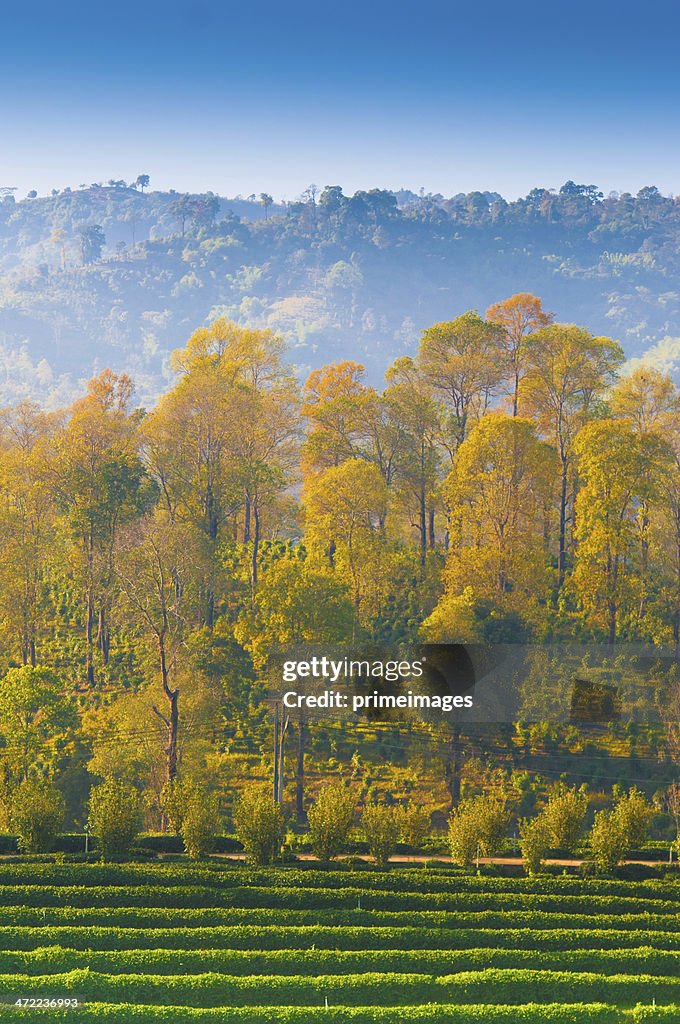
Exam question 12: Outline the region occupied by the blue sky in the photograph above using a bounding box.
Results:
[2,0,680,200]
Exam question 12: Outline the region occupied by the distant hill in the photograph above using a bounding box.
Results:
[1,179,679,406]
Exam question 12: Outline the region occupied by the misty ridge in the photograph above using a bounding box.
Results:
[1,178,679,407]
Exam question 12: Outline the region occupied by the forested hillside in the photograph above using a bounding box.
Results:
[2,179,680,406]
[0,312,678,834]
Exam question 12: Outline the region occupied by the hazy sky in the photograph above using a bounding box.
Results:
[2,0,680,200]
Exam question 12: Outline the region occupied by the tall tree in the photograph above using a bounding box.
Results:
[0,666,75,782]
[143,319,299,622]
[424,414,557,636]
[235,554,355,820]
[572,419,670,645]
[303,458,388,629]
[612,367,680,639]
[383,356,442,564]
[417,311,506,457]
[115,510,207,786]
[520,325,623,591]
[0,403,57,666]
[486,293,553,416]
[47,371,150,685]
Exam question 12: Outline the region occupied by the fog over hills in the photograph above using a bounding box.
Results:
[1,179,679,407]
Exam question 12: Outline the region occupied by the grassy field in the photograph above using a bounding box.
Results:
[0,862,677,1022]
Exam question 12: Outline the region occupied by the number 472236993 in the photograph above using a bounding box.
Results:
[14,998,79,1008]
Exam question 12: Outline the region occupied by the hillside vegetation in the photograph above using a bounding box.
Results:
[0,312,677,836]
[2,180,680,405]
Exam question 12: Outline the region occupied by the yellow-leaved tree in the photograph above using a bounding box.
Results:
[423,414,557,641]
[571,418,672,645]
[302,458,388,633]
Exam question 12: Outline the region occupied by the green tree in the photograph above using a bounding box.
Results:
[537,784,588,853]
[115,510,207,786]
[590,808,627,872]
[233,784,285,866]
[143,319,299,621]
[180,790,220,859]
[448,794,509,867]
[518,816,549,876]
[361,803,400,868]
[88,778,142,855]
[307,781,356,861]
[10,777,65,853]
[0,402,56,666]
[423,414,556,636]
[234,553,355,821]
[384,356,442,564]
[0,666,74,781]
[613,786,654,849]
[398,801,432,849]
[572,419,671,644]
[303,458,388,626]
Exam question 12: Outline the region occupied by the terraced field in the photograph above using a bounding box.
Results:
[0,862,677,1022]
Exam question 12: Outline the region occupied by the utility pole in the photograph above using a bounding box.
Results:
[272,699,290,806]
[273,702,279,804]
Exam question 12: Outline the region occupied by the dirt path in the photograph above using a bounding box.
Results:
[213,852,674,867]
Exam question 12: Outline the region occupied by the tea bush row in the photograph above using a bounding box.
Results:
[0,883,674,917]
[0,1001,624,1023]
[1,924,678,952]
[0,969,676,1007]
[1,905,678,932]
[1,945,676,978]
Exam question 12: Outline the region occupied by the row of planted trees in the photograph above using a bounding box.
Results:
[0,300,678,824]
[3,767,672,878]
[234,779,666,876]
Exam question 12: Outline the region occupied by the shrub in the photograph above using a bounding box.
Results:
[614,787,654,849]
[162,777,221,858]
[361,804,400,868]
[233,785,285,866]
[518,816,549,876]
[590,808,627,871]
[159,778,185,834]
[9,777,65,853]
[448,795,509,868]
[88,779,142,856]
[307,781,356,861]
[398,801,431,848]
[538,784,588,852]
[181,793,220,860]
[589,788,655,871]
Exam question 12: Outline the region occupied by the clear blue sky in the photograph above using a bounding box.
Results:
[2,0,680,200]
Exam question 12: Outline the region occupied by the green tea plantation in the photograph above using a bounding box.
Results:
[0,862,677,1022]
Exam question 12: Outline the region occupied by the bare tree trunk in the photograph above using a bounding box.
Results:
[153,637,179,786]
[86,585,95,686]
[251,501,261,600]
[243,492,251,544]
[277,711,289,805]
[419,485,427,568]
[557,456,568,591]
[97,607,110,665]
[296,718,306,823]
[445,727,462,810]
